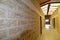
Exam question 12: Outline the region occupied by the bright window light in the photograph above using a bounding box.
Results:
[51,3,60,6]
[45,24,51,30]
[41,4,48,9]
[49,8,56,11]
[41,3,60,15]
[49,8,56,12]
[42,8,47,11]
[48,3,60,14]
[43,10,47,15]
[41,4,48,15]
[50,6,58,9]
[45,19,49,22]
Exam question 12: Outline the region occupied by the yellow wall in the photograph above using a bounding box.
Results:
[56,6,60,33]
[51,6,60,32]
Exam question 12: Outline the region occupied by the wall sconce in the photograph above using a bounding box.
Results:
[40,0,60,15]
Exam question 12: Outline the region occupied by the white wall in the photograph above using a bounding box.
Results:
[0,0,42,40]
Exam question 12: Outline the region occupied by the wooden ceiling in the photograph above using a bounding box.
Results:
[40,0,50,4]
[40,0,50,6]
[40,0,60,6]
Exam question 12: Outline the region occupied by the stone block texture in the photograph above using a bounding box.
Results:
[0,0,40,40]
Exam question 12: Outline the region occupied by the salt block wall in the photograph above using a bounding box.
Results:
[0,0,40,40]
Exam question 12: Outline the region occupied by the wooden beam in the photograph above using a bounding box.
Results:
[40,0,50,4]
[40,2,60,7]
[50,2,60,3]
[47,3,50,15]
[40,0,50,7]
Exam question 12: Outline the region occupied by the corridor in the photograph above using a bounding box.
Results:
[0,0,60,40]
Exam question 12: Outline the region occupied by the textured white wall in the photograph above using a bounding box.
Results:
[0,0,40,40]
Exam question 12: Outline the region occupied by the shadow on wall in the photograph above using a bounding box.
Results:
[17,30,38,40]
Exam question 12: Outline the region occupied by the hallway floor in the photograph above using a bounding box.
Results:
[40,27,60,40]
